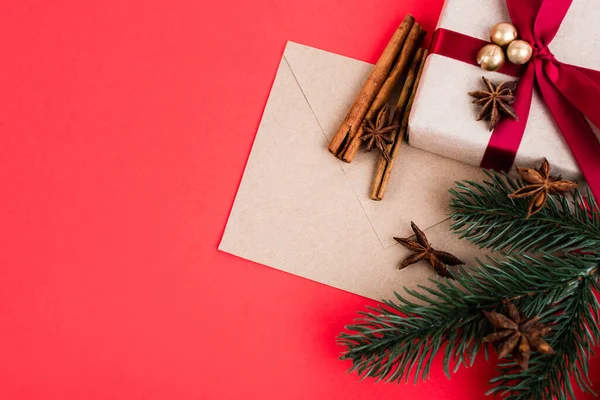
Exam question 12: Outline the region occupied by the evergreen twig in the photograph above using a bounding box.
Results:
[449,170,600,254]
[338,254,599,385]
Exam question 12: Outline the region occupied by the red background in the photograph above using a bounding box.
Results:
[1,0,598,398]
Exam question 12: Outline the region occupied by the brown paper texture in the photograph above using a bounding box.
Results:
[409,0,600,181]
[219,42,487,301]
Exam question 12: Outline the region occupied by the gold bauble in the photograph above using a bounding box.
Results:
[490,22,518,47]
[507,40,533,65]
[477,44,505,72]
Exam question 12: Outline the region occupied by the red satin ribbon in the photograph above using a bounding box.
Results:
[429,0,600,199]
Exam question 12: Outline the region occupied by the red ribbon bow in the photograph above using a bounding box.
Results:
[430,0,600,199]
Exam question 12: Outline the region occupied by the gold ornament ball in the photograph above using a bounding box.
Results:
[477,44,505,72]
[490,22,518,47]
[507,40,533,65]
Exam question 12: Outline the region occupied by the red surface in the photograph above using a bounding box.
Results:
[0,1,597,399]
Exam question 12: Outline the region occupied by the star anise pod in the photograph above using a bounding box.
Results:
[393,222,464,279]
[469,76,518,131]
[508,159,578,218]
[483,300,554,370]
[361,104,398,162]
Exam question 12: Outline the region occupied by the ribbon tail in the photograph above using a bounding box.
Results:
[532,0,573,45]
[506,0,541,42]
[536,62,600,200]
[546,62,600,129]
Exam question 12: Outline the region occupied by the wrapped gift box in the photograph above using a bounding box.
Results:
[409,0,600,180]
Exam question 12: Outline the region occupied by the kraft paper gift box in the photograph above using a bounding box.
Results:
[220,41,488,301]
[409,0,600,181]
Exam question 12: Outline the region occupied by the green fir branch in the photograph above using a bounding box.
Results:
[449,170,600,254]
[338,253,599,386]
[338,288,486,384]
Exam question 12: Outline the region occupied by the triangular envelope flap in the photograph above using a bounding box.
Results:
[284,41,486,246]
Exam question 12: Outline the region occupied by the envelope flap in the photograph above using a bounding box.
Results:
[284,41,486,246]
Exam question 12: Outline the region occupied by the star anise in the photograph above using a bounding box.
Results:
[393,222,464,279]
[508,159,578,218]
[483,300,554,370]
[469,76,518,131]
[361,104,398,161]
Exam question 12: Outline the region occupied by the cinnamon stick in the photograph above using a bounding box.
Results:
[370,47,424,200]
[371,49,428,201]
[328,14,415,158]
[341,23,424,163]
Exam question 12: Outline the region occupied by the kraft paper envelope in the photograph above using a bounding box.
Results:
[219,41,488,301]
